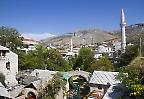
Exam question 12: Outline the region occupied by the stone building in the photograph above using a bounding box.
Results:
[0,45,18,86]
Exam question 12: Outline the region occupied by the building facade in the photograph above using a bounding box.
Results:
[0,45,18,86]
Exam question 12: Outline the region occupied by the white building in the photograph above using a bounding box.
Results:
[47,43,56,49]
[21,38,39,53]
[95,44,113,59]
[97,44,112,53]
[113,40,121,51]
[0,45,18,87]
[22,38,38,46]
[94,53,103,59]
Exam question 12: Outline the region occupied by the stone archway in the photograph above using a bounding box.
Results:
[67,70,91,81]
[21,88,38,99]
[64,70,91,98]
[63,70,91,91]
[27,91,36,99]
[68,75,90,95]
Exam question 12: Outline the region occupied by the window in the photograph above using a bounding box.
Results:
[6,61,10,70]
[2,52,6,57]
[98,85,102,89]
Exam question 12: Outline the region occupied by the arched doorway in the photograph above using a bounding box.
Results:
[68,75,90,99]
[27,92,36,99]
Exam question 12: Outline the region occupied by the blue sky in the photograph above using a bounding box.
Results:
[0,0,144,40]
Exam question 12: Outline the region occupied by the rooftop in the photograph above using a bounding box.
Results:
[90,71,120,85]
[0,82,11,98]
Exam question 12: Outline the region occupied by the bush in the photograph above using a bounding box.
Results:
[0,73,5,86]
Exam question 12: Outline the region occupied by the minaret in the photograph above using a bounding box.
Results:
[120,9,126,53]
[70,38,73,52]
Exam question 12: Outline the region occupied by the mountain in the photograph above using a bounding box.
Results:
[115,23,144,44]
[41,29,117,47]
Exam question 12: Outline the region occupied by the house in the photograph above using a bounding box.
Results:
[59,48,76,59]
[21,37,39,53]
[112,40,121,51]
[0,45,18,87]
[22,38,38,47]
[89,71,121,98]
[94,53,103,59]
[97,45,112,53]
[18,69,57,98]
[95,44,113,59]
[47,43,56,49]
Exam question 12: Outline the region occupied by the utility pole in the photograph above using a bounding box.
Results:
[140,37,142,57]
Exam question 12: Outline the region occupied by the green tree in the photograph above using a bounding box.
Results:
[0,73,5,86]
[73,47,95,71]
[19,45,72,71]
[43,73,66,99]
[18,51,27,70]
[120,44,144,67]
[88,56,114,72]
[0,26,23,52]
[120,45,139,67]
[46,48,71,71]
[18,45,47,69]
[118,57,144,98]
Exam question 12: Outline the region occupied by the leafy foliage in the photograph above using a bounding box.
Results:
[120,45,139,66]
[0,26,23,53]
[46,48,71,71]
[118,57,144,98]
[0,73,5,86]
[19,45,71,71]
[72,47,114,72]
[88,56,114,72]
[73,47,95,71]
[43,73,66,99]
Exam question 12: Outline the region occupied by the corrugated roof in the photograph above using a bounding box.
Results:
[89,71,120,85]
[0,82,11,98]
[22,76,39,85]
[29,69,57,90]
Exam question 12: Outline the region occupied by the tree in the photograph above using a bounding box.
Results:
[118,57,144,98]
[18,51,28,70]
[18,45,47,69]
[120,45,139,67]
[19,45,72,71]
[88,56,114,72]
[42,73,66,99]
[0,26,23,53]
[73,47,95,71]
[120,42,144,66]
[46,48,72,71]
[0,73,5,86]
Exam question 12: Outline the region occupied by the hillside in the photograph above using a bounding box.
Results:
[115,23,144,44]
[41,29,117,47]
[129,57,144,70]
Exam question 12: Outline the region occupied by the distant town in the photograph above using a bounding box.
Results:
[0,8,144,99]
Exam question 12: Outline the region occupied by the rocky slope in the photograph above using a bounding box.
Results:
[115,23,144,44]
[41,29,117,46]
